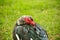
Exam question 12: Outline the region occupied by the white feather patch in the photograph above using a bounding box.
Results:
[16,34,20,40]
[30,38,33,40]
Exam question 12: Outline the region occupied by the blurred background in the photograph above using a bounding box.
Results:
[0,0,60,40]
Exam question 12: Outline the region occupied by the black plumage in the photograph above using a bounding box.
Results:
[13,16,48,40]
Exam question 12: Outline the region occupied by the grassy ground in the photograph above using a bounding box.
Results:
[0,0,60,40]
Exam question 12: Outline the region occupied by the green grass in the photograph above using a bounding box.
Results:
[0,0,60,40]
